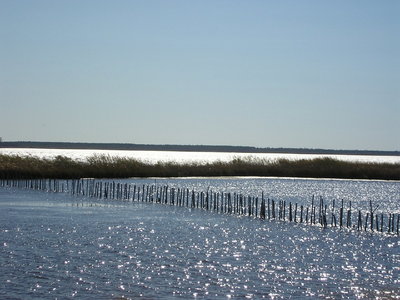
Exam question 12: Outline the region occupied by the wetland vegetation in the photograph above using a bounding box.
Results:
[0,154,399,180]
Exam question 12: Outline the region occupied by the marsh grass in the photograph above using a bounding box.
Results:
[0,154,399,180]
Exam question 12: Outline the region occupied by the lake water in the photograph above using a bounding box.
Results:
[1,148,400,164]
[1,177,399,299]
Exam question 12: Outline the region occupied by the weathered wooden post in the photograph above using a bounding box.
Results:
[339,199,344,228]
[300,205,303,223]
[272,199,275,219]
[260,198,266,219]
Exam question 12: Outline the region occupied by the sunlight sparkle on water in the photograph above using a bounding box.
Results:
[0,178,399,299]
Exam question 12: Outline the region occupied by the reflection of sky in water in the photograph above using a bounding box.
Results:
[1,147,400,164]
[1,180,399,299]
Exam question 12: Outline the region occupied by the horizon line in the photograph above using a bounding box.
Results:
[0,140,399,155]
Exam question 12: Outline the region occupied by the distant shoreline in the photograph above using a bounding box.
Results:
[1,141,399,157]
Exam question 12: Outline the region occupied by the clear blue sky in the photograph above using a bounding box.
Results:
[1,1,399,150]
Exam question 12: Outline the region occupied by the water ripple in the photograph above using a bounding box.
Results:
[1,180,399,299]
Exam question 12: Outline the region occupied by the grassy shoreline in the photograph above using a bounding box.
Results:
[0,155,400,180]
[0,154,399,181]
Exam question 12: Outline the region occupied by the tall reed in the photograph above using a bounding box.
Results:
[0,154,399,180]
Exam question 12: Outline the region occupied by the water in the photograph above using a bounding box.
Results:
[1,147,400,164]
[1,178,399,299]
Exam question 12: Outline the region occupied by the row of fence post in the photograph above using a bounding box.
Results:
[1,178,399,235]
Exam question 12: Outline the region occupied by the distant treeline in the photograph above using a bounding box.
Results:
[0,154,399,180]
[1,141,399,156]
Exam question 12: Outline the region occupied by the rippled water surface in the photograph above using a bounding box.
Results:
[1,148,400,164]
[1,178,399,299]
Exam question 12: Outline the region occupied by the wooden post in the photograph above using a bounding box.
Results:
[260,198,266,219]
[392,213,395,233]
[272,200,275,219]
[300,205,303,223]
[339,199,344,228]
[321,202,324,227]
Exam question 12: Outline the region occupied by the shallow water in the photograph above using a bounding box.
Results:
[1,178,399,299]
[1,147,400,164]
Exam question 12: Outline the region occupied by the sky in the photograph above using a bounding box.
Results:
[0,1,399,151]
